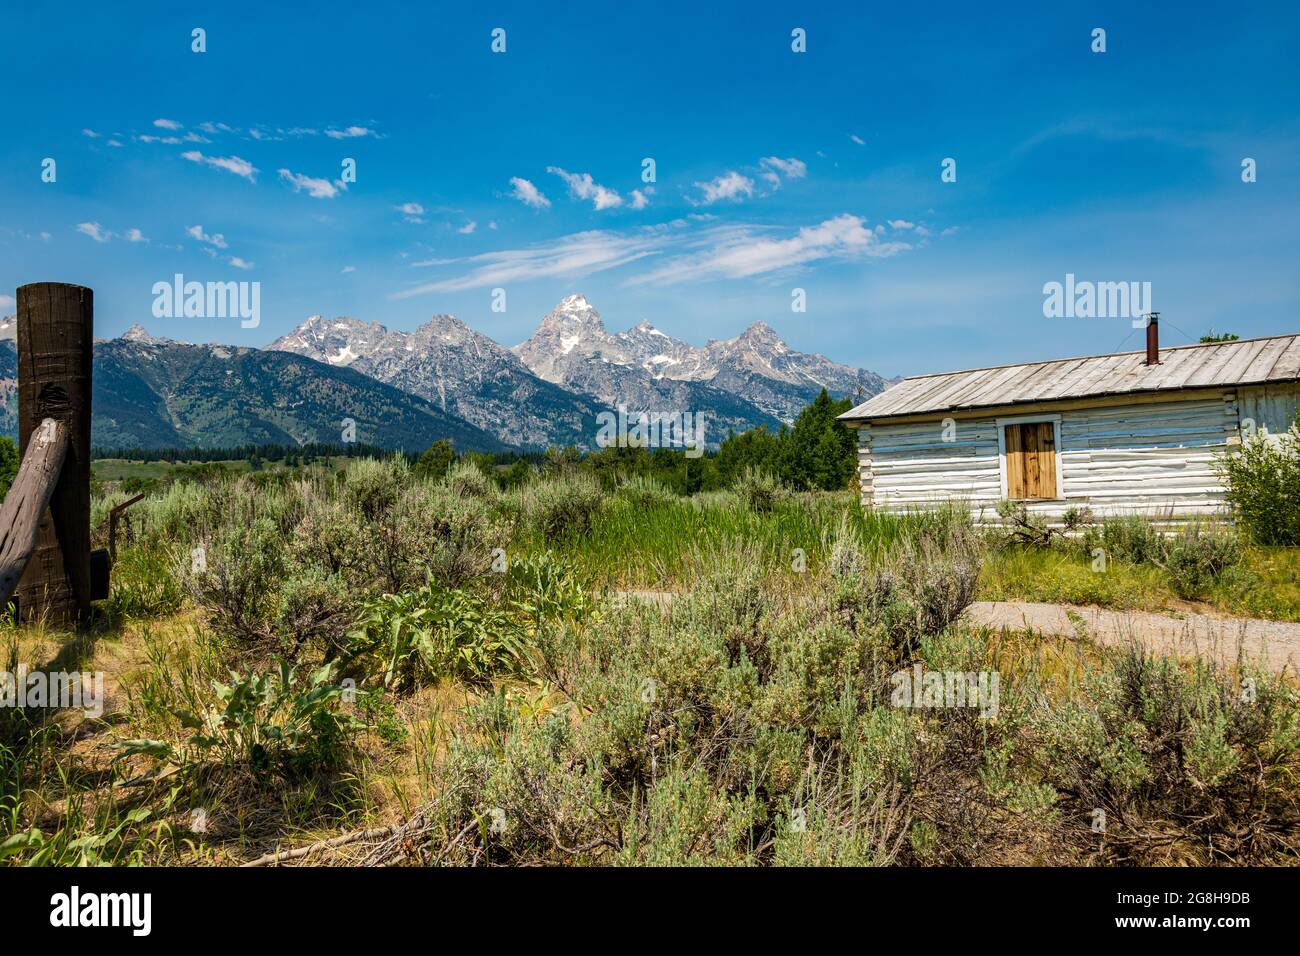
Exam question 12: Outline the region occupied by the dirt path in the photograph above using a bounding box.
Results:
[965,601,1300,674]
[612,591,1300,674]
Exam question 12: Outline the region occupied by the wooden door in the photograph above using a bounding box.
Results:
[1005,422,1057,499]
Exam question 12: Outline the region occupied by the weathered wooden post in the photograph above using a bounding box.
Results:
[12,283,94,625]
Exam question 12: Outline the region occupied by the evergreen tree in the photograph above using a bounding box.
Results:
[780,388,856,490]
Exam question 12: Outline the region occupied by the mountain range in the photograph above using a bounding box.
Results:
[0,295,889,453]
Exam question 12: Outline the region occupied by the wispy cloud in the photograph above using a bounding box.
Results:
[547,167,623,210]
[153,118,183,130]
[396,202,425,223]
[508,177,550,209]
[850,134,865,145]
[692,170,754,205]
[395,213,915,296]
[457,221,477,234]
[75,222,111,242]
[278,168,346,199]
[325,125,376,139]
[0,295,15,309]
[75,222,148,243]
[81,128,99,139]
[341,265,356,274]
[182,151,257,182]
[229,256,255,270]
[395,229,661,297]
[628,215,910,286]
[759,156,807,187]
[186,224,228,249]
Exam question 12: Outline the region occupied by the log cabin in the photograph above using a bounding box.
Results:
[837,318,1300,521]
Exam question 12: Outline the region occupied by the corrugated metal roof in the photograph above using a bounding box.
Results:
[840,333,1300,422]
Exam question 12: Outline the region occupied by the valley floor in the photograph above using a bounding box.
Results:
[2,465,1297,866]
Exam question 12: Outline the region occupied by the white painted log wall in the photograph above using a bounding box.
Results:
[857,391,1240,520]
[1239,383,1300,440]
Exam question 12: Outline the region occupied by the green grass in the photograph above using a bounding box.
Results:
[92,459,249,481]
[980,542,1300,621]
[511,490,967,590]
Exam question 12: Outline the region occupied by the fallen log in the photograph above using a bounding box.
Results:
[241,825,399,868]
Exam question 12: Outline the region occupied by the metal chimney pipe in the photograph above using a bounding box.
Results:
[1145,312,1160,365]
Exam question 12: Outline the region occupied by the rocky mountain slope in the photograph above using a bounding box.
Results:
[269,313,602,449]
[513,295,886,423]
[0,333,510,452]
[2,295,889,454]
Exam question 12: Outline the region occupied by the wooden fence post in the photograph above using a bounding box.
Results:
[13,283,94,625]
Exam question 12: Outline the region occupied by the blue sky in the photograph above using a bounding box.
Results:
[2,0,1297,377]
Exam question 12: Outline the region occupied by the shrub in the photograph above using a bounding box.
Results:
[859,525,982,654]
[1032,648,1300,864]
[186,516,285,645]
[1096,515,1165,565]
[442,460,495,500]
[1217,420,1300,545]
[379,484,499,591]
[734,467,787,514]
[1156,524,1243,599]
[524,472,603,538]
[412,558,1024,867]
[342,455,408,523]
[614,474,676,509]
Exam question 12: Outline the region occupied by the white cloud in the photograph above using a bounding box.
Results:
[139,135,183,144]
[546,167,623,210]
[458,221,477,234]
[186,224,228,249]
[325,126,375,139]
[888,219,915,230]
[629,188,652,210]
[278,168,346,199]
[395,202,425,223]
[229,256,255,270]
[154,118,183,130]
[850,134,866,145]
[397,213,917,297]
[106,139,123,148]
[509,177,550,209]
[760,157,807,180]
[75,222,111,243]
[692,171,754,205]
[396,229,659,297]
[81,128,99,139]
[341,265,356,274]
[182,151,258,182]
[629,214,910,286]
[0,294,15,308]
[488,221,498,230]
[124,228,148,243]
